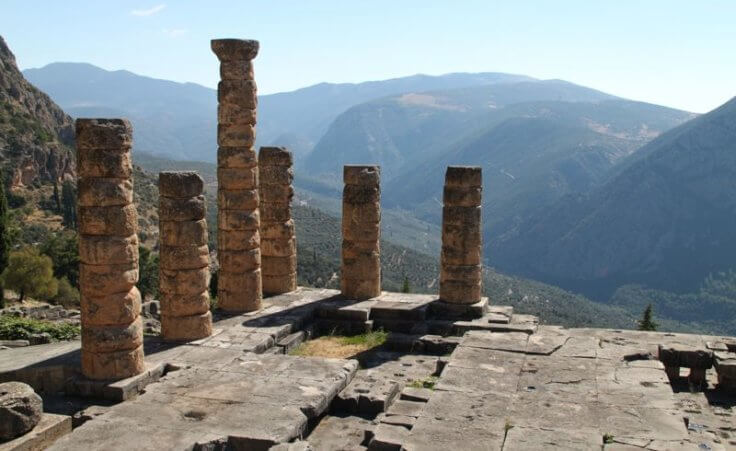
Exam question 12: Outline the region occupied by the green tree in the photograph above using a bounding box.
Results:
[138,246,159,300]
[52,181,61,212]
[1,247,58,302]
[401,276,411,293]
[40,231,79,287]
[0,171,10,307]
[638,304,658,331]
[60,180,77,229]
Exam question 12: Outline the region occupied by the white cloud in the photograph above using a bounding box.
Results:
[163,28,188,38]
[131,4,166,17]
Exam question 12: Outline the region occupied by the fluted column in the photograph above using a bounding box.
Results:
[76,119,144,380]
[341,165,381,299]
[259,147,297,295]
[439,166,483,304]
[159,171,213,341]
[211,38,262,312]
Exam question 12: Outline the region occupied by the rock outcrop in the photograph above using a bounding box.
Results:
[0,382,42,441]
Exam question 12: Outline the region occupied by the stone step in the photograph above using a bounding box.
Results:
[384,333,461,355]
[314,319,373,336]
[332,376,401,416]
[369,301,430,321]
[276,331,307,354]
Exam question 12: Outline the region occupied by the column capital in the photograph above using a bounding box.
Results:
[211,39,259,62]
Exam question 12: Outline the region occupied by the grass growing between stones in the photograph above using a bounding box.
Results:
[0,314,80,341]
[408,375,439,389]
[290,330,388,359]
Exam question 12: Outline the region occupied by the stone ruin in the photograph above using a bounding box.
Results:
[3,38,735,450]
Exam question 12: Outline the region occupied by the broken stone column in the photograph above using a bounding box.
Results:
[158,171,213,341]
[259,147,297,295]
[439,166,483,306]
[341,165,381,300]
[76,119,144,380]
[212,38,262,312]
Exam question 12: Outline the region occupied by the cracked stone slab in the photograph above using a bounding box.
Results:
[404,415,506,451]
[507,397,600,430]
[385,399,425,417]
[435,363,521,395]
[306,414,375,451]
[370,422,411,450]
[526,326,570,355]
[503,426,601,450]
[460,330,529,353]
[556,335,598,359]
[598,407,689,442]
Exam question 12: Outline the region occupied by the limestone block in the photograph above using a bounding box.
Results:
[160,219,208,246]
[75,118,132,150]
[442,206,481,227]
[261,254,297,276]
[217,122,255,147]
[218,209,260,231]
[439,280,482,304]
[445,166,482,188]
[443,186,482,207]
[159,291,210,317]
[343,185,380,204]
[261,203,291,222]
[218,167,258,190]
[342,221,380,242]
[219,60,254,81]
[262,237,296,257]
[341,277,381,300]
[343,202,381,223]
[342,239,380,259]
[218,248,261,272]
[77,148,132,179]
[259,166,294,185]
[261,220,295,240]
[160,267,210,296]
[218,105,257,127]
[211,38,260,62]
[158,171,204,198]
[79,204,137,236]
[0,382,42,441]
[217,80,258,108]
[343,252,381,275]
[658,345,714,369]
[81,287,141,326]
[161,311,212,341]
[260,184,294,203]
[263,274,297,295]
[440,264,482,283]
[218,189,259,210]
[442,224,482,248]
[218,268,261,293]
[218,289,262,313]
[80,263,138,297]
[81,317,143,353]
[441,245,482,266]
[259,146,293,166]
[159,244,209,270]
[78,178,133,207]
[82,345,145,380]
[218,229,260,251]
[159,195,206,222]
[79,234,138,265]
[344,165,380,185]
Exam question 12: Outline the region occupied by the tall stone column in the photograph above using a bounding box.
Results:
[159,171,213,341]
[439,166,483,305]
[341,165,381,300]
[211,39,262,312]
[259,147,297,295]
[76,119,144,380]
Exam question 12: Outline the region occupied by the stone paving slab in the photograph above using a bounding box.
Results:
[0,413,71,451]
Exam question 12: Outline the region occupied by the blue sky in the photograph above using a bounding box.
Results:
[1,1,734,113]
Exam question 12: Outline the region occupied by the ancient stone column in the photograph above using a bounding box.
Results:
[211,39,262,312]
[158,172,213,341]
[76,119,144,380]
[439,166,483,305]
[341,165,381,299]
[259,147,297,295]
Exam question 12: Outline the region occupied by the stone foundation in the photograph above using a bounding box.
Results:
[158,171,213,341]
[76,119,144,380]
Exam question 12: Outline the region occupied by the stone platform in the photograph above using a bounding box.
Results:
[2,288,735,450]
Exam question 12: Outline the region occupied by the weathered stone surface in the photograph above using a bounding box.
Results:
[263,274,298,295]
[218,209,260,230]
[159,244,209,270]
[344,165,380,185]
[75,118,132,150]
[81,287,141,326]
[218,167,258,190]
[161,311,213,342]
[440,264,482,282]
[218,268,261,292]
[217,122,256,147]
[211,38,260,62]
[341,277,381,300]
[159,195,206,222]
[342,239,380,258]
[260,184,293,203]
[159,171,204,198]
[78,204,137,236]
[658,344,714,369]
[77,148,132,179]
[444,165,482,188]
[81,345,145,382]
[259,166,294,185]
[218,248,261,272]
[79,263,138,297]
[160,219,208,246]
[261,237,296,257]
[343,202,381,223]
[261,221,295,240]
[79,234,138,265]
[217,81,258,110]
[261,203,292,222]
[261,254,297,276]
[78,178,133,207]
[218,229,260,251]
[342,221,380,242]
[438,280,482,304]
[81,317,143,353]
[0,413,72,450]
[160,267,210,296]
[441,205,481,226]
[160,291,210,317]
[218,189,259,210]
[0,382,42,441]
[343,185,380,204]
[219,60,254,81]
[217,146,257,168]
[259,146,293,166]
[442,186,482,207]
[219,273,262,312]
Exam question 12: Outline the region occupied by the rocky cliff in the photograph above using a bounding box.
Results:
[0,35,75,187]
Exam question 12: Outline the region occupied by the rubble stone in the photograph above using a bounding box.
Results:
[0,382,42,441]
